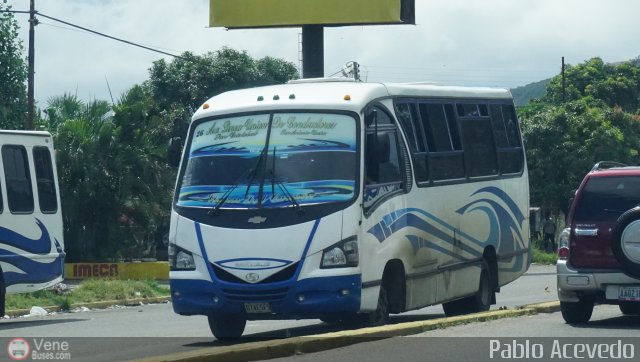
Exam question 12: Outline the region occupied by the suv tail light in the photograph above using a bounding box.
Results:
[558,228,571,260]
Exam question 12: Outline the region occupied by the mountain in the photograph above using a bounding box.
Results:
[510,78,551,106]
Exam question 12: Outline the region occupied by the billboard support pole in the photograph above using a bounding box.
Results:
[301,25,324,78]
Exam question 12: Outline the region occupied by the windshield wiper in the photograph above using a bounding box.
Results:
[208,147,267,216]
[269,147,303,214]
[245,145,268,199]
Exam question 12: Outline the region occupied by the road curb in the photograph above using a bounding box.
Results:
[136,301,561,362]
[5,296,171,317]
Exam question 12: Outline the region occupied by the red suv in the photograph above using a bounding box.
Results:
[557,162,640,323]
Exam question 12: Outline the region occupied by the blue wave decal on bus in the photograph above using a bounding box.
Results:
[191,141,252,157]
[0,220,64,286]
[367,187,525,267]
[178,180,355,208]
[283,139,354,152]
[0,219,54,255]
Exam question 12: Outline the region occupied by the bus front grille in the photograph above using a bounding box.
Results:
[211,263,298,284]
[221,287,289,302]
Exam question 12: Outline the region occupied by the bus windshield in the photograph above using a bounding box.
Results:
[177,112,357,209]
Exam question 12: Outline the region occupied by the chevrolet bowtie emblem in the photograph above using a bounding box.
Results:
[248,216,267,224]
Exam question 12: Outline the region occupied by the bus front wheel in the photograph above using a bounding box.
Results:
[207,315,246,339]
[368,284,390,326]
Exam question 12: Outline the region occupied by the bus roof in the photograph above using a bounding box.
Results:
[0,130,52,137]
[192,79,513,121]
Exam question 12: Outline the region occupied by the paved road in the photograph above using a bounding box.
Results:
[269,306,640,362]
[0,265,556,361]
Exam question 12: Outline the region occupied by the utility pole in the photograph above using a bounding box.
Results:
[27,0,36,130]
[561,56,566,103]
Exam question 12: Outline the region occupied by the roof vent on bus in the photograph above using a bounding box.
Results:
[287,77,357,84]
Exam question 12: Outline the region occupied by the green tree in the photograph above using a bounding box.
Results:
[147,48,299,141]
[52,95,120,261]
[0,1,27,129]
[543,57,640,113]
[520,98,640,213]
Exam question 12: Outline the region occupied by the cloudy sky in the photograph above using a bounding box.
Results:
[7,0,640,106]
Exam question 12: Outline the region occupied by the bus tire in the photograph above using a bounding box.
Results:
[207,315,246,339]
[0,267,5,318]
[368,284,390,326]
[443,260,493,316]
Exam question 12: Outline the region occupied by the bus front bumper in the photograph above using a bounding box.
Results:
[170,274,361,319]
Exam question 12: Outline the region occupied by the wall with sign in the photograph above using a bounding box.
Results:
[65,262,169,280]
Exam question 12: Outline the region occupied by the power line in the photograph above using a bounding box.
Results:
[38,21,183,54]
[36,12,185,59]
[1,9,185,59]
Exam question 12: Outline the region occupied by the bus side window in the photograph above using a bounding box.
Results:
[366,132,402,185]
[364,106,407,211]
[2,145,34,213]
[489,104,524,174]
[33,147,58,213]
[395,102,428,183]
[459,117,499,177]
[419,103,465,181]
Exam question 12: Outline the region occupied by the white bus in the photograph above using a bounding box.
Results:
[168,79,530,338]
[0,131,65,316]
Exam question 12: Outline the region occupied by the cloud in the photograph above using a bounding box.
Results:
[8,0,640,106]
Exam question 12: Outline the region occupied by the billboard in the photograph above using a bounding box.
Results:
[210,0,415,28]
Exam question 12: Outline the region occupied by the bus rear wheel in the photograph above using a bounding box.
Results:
[443,260,493,316]
[0,268,5,318]
[207,315,246,339]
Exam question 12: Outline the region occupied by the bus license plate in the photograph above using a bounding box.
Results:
[244,302,271,314]
[618,287,640,301]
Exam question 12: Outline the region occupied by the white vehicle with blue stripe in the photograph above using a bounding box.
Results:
[168,79,530,338]
[0,131,65,317]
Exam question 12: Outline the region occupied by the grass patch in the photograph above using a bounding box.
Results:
[5,279,169,311]
[532,245,558,265]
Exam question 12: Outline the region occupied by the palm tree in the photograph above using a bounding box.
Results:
[47,93,174,261]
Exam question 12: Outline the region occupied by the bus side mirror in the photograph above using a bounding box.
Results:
[365,108,378,127]
[168,137,183,167]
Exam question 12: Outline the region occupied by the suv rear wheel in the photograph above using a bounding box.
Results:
[612,207,640,278]
[560,299,594,324]
[619,302,640,315]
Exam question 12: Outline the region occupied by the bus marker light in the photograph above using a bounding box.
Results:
[202,103,210,109]
[257,96,264,101]
[341,289,350,296]
[344,95,351,101]
[297,294,305,302]
[213,296,219,303]
[273,95,280,100]
[289,94,296,100]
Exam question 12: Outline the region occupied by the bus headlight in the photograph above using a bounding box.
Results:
[169,242,196,271]
[321,236,358,268]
